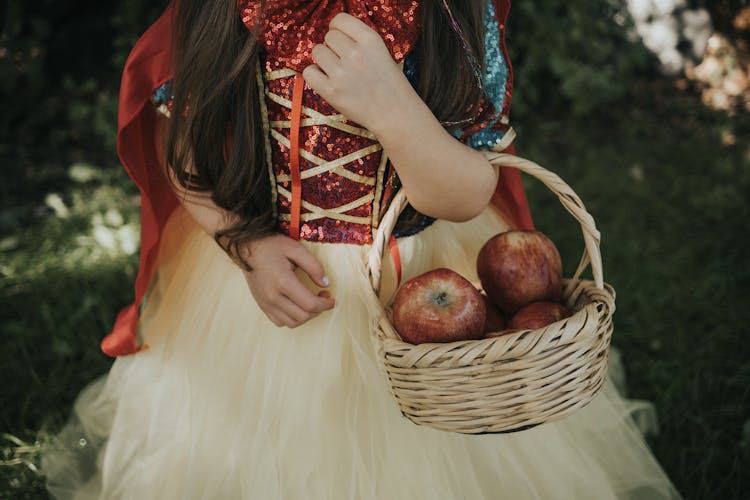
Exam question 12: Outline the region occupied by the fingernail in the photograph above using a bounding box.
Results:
[322,276,330,287]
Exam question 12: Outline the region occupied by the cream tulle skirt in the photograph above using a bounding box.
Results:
[42,204,682,500]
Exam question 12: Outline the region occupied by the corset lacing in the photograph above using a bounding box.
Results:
[258,65,396,245]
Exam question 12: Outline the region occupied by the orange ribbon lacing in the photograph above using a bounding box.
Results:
[264,69,394,233]
[262,68,389,239]
[261,67,403,285]
[289,73,305,239]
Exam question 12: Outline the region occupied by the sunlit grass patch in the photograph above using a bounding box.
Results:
[1,163,139,497]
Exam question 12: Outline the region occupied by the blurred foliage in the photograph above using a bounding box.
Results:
[0,0,168,231]
[507,0,653,116]
[689,0,750,37]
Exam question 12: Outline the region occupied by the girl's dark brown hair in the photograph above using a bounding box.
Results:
[166,0,487,271]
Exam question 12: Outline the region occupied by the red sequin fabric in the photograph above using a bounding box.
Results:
[241,0,420,72]
[246,0,422,245]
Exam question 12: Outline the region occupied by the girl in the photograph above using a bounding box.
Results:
[42,0,682,498]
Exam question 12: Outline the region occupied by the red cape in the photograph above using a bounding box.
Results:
[101,0,535,357]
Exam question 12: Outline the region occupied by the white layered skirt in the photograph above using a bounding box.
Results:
[42,203,682,499]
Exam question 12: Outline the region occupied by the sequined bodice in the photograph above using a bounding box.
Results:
[259,65,398,245]
[152,0,513,246]
[249,0,514,245]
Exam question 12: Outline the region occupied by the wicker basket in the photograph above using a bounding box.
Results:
[364,151,617,434]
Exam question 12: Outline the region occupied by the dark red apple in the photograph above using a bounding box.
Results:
[481,293,507,333]
[392,268,486,344]
[509,301,572,330]
[476,230,563,314]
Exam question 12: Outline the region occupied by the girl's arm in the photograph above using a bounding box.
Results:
[303,13,498,222]
[158,119,335,328]
[367,95,498,222]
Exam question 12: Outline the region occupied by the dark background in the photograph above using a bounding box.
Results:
[2,0,749,498]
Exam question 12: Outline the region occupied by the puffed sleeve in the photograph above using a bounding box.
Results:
[458,0,535,230]
[452,0,514,151]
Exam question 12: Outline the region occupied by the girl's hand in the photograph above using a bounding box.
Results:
[302,12,416,133]
[241,234,335,328]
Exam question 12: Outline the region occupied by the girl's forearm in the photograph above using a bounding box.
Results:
[369,81,498,222]
[165,168,240,241]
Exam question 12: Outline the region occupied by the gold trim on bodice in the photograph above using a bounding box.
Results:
[256,62,392,236]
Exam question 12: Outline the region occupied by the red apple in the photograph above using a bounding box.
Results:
[481,293,507,333]
[476,230,563,314]
[509,301,572,330]
[392,268,486,344]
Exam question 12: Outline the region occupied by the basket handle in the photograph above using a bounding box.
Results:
[366,151,604,297]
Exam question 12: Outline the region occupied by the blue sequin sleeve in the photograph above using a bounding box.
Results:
[453,0,512,150]
[390,0,512,237]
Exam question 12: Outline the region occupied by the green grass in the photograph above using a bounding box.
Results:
[515,79,750,498]
[1,164,137,498]
[1,79,748,498]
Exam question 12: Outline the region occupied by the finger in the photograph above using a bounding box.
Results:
[329,12,374,42]
[275,309,301,329]
[283,276,335,314]
[318,290,336,307]
[267,312,284,327]
[311,44,341,76]
[301,64,331,95]
[287,244,330,288]
[279,294,318,326]
[261,296,298,328]
[324,28,356,58]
